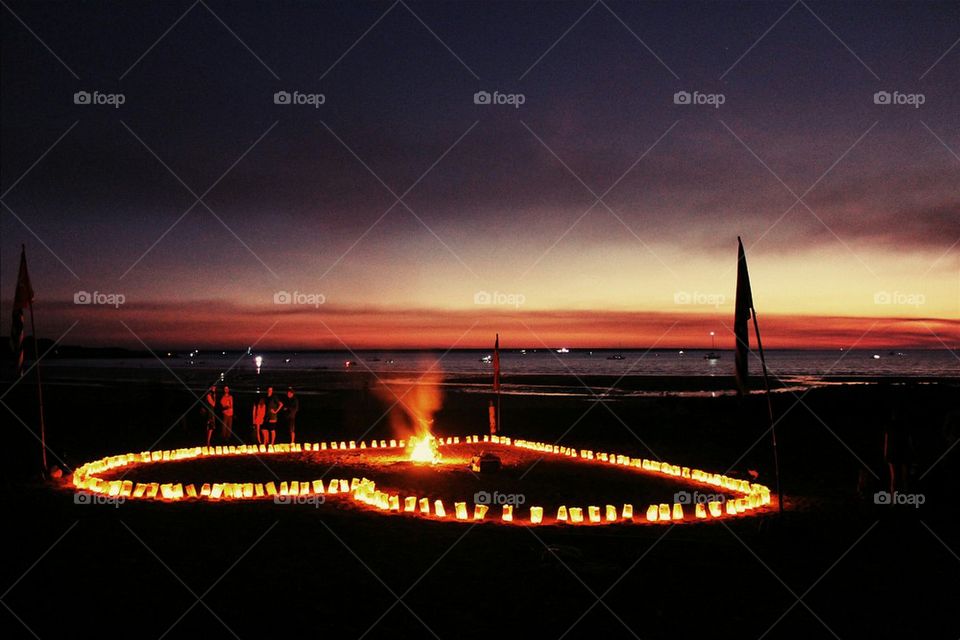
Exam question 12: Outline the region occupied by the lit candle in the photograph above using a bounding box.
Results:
[530,506,543,524]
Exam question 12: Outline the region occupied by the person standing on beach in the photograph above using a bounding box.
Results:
[252,396,266,444]
[203,385,217,446]
[264,387,283,445]
[488,399,497,435]
[284,387,299,444]
[220,386,234,442]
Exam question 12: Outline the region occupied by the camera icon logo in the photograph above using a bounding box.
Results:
[873,291,891,304]
[74,291,92,304]
[274,91,291,105]
[873,91,891,105]
[473,490,491,504]
[673,91,691,105]
[873,491,892,505]
[273,290,292,304]
[74,492,92,504]
[673,291,691,304]
[74,91,91,105]
[474,90,491,105]
[674,491,693,504]
[473,290,492,305]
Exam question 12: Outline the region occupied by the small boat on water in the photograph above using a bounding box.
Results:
[480,354,493,364]
[607,353,625,360]
[556,347,570,354]
[704,331,721,361]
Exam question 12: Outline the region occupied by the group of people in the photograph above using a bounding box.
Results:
[201,385,299,446]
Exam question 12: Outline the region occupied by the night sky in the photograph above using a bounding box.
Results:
[2,1,958,348]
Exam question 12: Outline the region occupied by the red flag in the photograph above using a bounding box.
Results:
[734,237,753,396]
[10,246,34,377]
[493,333,500,393]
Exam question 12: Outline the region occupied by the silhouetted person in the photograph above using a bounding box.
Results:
[220,386,234,442]
[488,400,497,435]
[203,386,217,446]
[252,396,266,444]
[884,405,913,495]
[284,388,299,444]
[264,387,283,445]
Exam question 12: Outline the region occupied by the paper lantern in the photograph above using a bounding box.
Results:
[695,503,707,519]
[133,483,148,498]
[672,503,684,520]
[530,506,543,524]
[569,508,584,523]
[725,500,737,515]
[455,502,468,520]
[265,482,277,496]
[339,479,349,492]
[210,484,223,500]
[659,504,671,520]
[622,504,633,520]
[419,498,430,514]
[435,500,446,517]
[312,480,325,494]
[223,484,235,499]
[735,498,747,513]
[588,506,601,523]
[327,479,338,494]
[289,481,299,495]
[557,506,568,522]
[404,497,417,512]
[120,480,133,497]
[502,505,513,521]
[708,501,722,517]
[255,484,265,498]
[646,505,658,522]
[603,505,616,522]
[473,504,489,520]
[279,482,289,496]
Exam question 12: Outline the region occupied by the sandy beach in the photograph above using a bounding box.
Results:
[3,367,958,639]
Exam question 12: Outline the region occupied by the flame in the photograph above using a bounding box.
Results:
[408,432,440,464]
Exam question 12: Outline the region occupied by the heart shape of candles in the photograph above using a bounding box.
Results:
[71,435,774,525]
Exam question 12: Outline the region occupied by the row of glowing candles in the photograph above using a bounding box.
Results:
[71,434,773,524]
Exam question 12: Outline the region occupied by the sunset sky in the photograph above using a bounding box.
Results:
[2,1,958,349]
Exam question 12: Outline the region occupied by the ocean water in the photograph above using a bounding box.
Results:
[44,349,959,379]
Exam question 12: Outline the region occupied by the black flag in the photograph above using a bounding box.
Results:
[734,237,753,396]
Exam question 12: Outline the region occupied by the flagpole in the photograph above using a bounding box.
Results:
[495,333,501,434]
[750,307,782,515]
[27,300,48,475]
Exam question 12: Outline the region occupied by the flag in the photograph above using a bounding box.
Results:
[10,245,34,377]
[734,237,753,396]
[492,333,501,393]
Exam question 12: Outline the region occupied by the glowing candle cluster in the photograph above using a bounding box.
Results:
[71,435,774,526]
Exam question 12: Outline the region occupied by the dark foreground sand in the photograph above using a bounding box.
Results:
[2,369,959,639]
